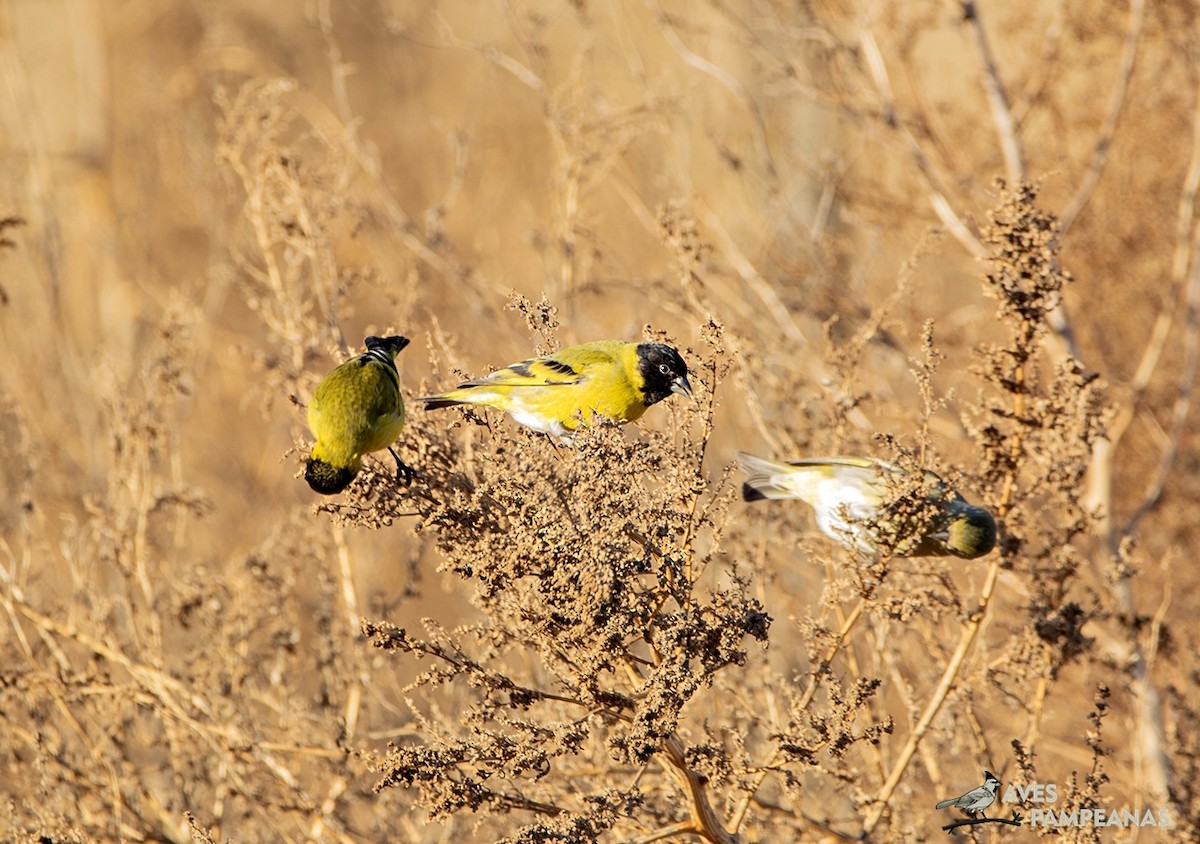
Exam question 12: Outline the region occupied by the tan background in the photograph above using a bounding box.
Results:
[1,0,1196,841]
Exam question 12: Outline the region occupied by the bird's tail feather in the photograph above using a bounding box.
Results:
[742,482,771,502]
[935,798,958,810]
[738,452,801,502]
[364,335,411,355]
[420,395,464,410]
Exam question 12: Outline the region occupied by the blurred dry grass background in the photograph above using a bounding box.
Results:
[2,0,1199,841]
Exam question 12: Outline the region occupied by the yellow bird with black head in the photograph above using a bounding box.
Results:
[305,335,412,494]
[419,339,693,443]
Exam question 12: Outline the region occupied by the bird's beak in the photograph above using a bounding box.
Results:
[672,375,695,399]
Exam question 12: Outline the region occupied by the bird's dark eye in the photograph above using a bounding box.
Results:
[659,363,671,375]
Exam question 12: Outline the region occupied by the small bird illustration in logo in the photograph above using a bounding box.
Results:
[935,770,1001,817]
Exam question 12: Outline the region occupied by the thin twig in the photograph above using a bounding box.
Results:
[731,583,875,832]
[11,598,307,796]
[961,0,1024,182]
[626,820,700,844]
[858,26,985,258]
[799,598,867,711]
[859,557,1002,836]
[679,345,722,585]
[941,812,1023,832]
[1059,0,1146,233]
[1121,83,1200,537]
[648,0,777,178]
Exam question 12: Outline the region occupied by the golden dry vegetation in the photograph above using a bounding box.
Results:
[2,1,1198,841]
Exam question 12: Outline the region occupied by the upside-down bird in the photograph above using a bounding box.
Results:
[738,453,996,558]
[305,335,412,494]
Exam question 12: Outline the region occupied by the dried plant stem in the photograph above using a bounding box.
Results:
[1092,73,1200,537]
[3,582,153,831]
[1059,0,1146,233]
[661,733,741,844]
[314,6,457,283]
[1085,84,1200,804]
[332,525,359,633]
[693,193,874,434]
[10,598,306,798]
[1021,650,1052,750]
[14,599,209,712]
[649,0,776,177]
[1123,212,1200,535]
[309,783,355,844]
[309,516,363,844]
[704,204,802,340]
[859,557,1000,836]
[680,356,720,584]
[129,469,165,659]
[858,26,985,259]
[998,362,1026,510]
[628,820,699,844]
[961,0,1023,183]
[616,661,738,841]
[731,592,870,833]
[1078,94,1200,801]
[800,597,867,712]
[221,96,305,370]
[861,328,1030,835]
[729,750,778,834]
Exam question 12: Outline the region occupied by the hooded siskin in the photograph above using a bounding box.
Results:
[738,453,996,559]
[418,340,693,442]
[305,335,411,495]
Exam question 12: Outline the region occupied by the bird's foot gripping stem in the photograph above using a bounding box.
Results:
[388,447,415,486]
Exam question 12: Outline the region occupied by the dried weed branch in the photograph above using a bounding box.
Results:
[861,182,1107,836]
[349,324,770,841]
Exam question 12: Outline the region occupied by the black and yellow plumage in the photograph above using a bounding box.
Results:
[419,340,693,442]
[738,453,996,559]
[305,335,412,495]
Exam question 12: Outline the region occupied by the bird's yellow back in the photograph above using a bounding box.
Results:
[304,334,412,495]
[309,357,404,467]
[423,340,649,433]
